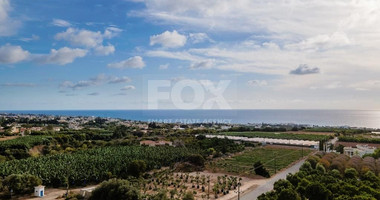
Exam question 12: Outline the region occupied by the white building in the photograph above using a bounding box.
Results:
[34,185,45,197]
[343,145,376,157]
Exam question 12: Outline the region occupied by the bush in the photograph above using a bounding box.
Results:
[186,154,205,167]
[3,174,42,195]
[128,160,147,178]
[254,161,270,178]
[89,179,140,200]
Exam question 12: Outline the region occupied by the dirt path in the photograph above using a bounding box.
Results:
[0,136,19,141]
[240,157,307,200]
[20,185,98,200]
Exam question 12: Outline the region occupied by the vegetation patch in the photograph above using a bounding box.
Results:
[215,132,331,141]
[211,147,313,176]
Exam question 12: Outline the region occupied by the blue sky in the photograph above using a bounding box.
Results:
[1,0,380,110]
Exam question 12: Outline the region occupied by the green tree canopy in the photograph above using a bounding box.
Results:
[89,179,141,200]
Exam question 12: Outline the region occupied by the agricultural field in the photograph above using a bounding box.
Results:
[211,146,313,176]
[338,136,380,144]
[215,132,331,141]
[0,135,52,149]
[139,170,243,199]
[0,145,200,187]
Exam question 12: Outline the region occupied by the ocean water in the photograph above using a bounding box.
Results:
[2,110,380,128]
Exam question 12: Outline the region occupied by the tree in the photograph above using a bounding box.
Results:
[304,182,331,200]
[186,154,205,167]
[335,144,345,154]
[3,174,42,195]
[254,161,270,178]
[278,188,301,200]
[273,179,293,192]
[316,163,326,174]
[299,161,312,173]
[112,125,129,138]
[128,160,147,178]
[89,179,141,200]
[344,168,358,179]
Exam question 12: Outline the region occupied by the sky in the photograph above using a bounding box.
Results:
[1,0,380,110]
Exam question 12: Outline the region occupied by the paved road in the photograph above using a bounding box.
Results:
[241,158,307,200]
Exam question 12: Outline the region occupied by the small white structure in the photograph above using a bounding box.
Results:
[344,145,376,157]
[80,187,96,199]
[34,185,45,197]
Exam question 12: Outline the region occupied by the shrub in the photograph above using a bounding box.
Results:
[254,161,270,178]
[3,174,42,195]
[89,179,140,200]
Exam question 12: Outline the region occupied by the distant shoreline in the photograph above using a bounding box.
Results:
[2,109,380,128]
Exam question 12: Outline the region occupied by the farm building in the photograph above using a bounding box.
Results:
[343,144,376,157]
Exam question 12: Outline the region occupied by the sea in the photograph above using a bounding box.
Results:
[2,110,380,128]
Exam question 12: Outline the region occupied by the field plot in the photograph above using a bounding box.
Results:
[216,132,330,141]
[141,171,244,199]
[212,146,313,176]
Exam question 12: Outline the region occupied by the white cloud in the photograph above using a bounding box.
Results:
[55,28,104,48]
[61,74,133,90]
[0,44,30,64]
[107,56,146,69]
[247,80,267,87]
[20,35,40,42]
[285,32,351,51]
[0,0,20,36]
[150,30,187,48]
[35,47,87,65]
[52,19,71,27]
[121,85,136,90]
[54,27,121,54]
[94,44,115,55]
[108,76,131,84]
[189,33,212,44]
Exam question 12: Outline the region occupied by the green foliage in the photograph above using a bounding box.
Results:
[112,125,131,138]
[0,145,199,187]
[128,160,147,178]
[338,136,380,144]
[215,147,312,176]
[185,154,205,167]
[335,144,345,154]
[89,179,141,200]
[254,161,270,178]
[344,168,358,179]
[188,137,244,156]
[3,174,42,194]
[278,188,301,200]
[216,131,330,141]
[0,136,52,160]
[260,154,380,200]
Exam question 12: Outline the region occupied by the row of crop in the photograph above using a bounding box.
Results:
[0,145,199,187]
[216,132,330,141]
[338,136,380,144]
